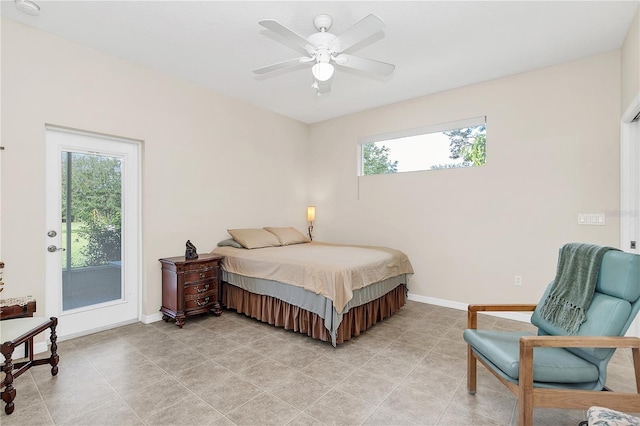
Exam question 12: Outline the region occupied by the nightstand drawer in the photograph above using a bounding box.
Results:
[184,268,217,283]
[180,260,220,272]
[184,293,216,310]
[184,281,215,296]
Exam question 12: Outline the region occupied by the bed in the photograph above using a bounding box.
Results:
[211,227,414,345]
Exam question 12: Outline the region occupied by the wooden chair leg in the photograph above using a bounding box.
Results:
[467,307,479,395]
[518,339,534,426]
[1,343,16,415]
[48,318,59,376]
[632,347,640,394]
[468,345,477,394]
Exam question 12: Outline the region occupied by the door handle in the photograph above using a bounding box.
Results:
[47,245,66,253]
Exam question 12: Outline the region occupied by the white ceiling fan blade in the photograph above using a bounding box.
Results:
[259,20,316,51]
[253,57,312,74]
[331,14,385,53]
[333,54,395,76]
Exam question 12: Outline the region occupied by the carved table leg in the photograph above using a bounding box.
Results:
[49,317,59,376]
[1,343,16,415]
[212,302,222,316]
[175,315,185,328]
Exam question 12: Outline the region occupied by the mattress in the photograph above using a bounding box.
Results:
[213,241,414,312]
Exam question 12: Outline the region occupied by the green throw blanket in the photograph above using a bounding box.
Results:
[539,243,618,334]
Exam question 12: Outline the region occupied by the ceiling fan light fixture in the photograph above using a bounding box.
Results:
[14,0,40,16]
[312,62,334,82]
[254,13,393,94]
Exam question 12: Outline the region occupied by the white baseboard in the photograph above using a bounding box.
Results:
[407,292,532,323]
[55,318,139,343]
[142,312,163,324]
[27,314,163,354]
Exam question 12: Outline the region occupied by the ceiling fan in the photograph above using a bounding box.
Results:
[253,14,395,95]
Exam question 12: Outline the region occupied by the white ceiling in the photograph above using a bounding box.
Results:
[2,1,638,124]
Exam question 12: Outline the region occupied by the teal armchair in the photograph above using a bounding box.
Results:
[463,249,640,426]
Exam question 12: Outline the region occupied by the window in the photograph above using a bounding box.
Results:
[358,117,486,176]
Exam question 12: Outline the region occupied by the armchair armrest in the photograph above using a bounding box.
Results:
[467,304,538,329]
[519,335,640,349]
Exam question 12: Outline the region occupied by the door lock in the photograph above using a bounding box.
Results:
[47,230,57,238]
[47,245,66,253]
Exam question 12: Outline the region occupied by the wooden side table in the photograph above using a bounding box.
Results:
[159,254,224,327]
[1,317,59,415]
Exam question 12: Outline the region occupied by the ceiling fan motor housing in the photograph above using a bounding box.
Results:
[307,32,340,61]
[313,14,333,31]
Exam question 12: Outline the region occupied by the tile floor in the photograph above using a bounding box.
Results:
[1,301,638,425]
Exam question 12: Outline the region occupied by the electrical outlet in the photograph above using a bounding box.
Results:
[514,275,522,286]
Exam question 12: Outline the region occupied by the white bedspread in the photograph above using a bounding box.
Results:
[212,242,414,312]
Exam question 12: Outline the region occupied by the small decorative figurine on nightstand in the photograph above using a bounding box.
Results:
[185,240,198,259]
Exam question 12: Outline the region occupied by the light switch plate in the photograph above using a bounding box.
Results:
[578,213,606,226]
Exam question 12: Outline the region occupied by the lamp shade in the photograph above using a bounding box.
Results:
[306,206,316,222]
[311,63,334,82]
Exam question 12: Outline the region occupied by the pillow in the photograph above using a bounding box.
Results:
[263,227,310,246]
[227,228,281,249]
[216,238,244,249]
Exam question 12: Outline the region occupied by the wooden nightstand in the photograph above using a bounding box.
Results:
[159,254,223,328]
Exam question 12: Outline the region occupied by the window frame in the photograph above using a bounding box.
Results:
[357,116,486,176]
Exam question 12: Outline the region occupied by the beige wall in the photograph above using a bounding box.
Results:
[0,17,626,320]
[308,52,621,305]
[621,6,639,112]
[0,19,309,317]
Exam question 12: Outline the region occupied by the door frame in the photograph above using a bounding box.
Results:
[621,91,640,255]
[44,124,143,341]
[620,92,640,337]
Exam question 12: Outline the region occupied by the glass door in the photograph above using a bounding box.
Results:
[45,127,140,339]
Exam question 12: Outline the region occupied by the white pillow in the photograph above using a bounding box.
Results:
[263,227,310,245]
[227,228,281,249]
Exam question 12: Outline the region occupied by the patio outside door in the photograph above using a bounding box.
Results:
[45,126,141,339]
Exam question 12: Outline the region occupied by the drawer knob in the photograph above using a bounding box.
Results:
[197,284,210,293]
[199,272,205,279]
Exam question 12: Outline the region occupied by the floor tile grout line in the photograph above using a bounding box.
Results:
[72,338,159,426]
[27,371,57,425]
[223,387,303,425]
[83,329,244,424]
[152,325,313,424]
[130,336,244,424]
